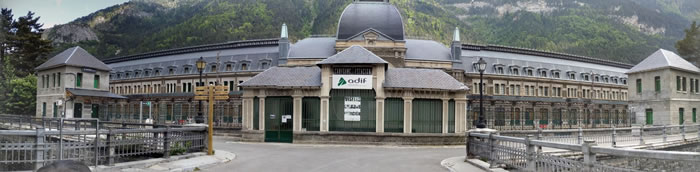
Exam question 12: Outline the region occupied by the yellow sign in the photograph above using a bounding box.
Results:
[215,91,229,95]
[214,96,229,100]
[215,85,228,90]
[194,96,208,100]
[195,91,209,95]
[195,86,208,91]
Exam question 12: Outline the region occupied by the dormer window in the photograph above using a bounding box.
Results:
[117,73,121,79]
[582,74,590,81]
[553,72,560,78]
[134,71,140,77]
[540,71,547,77]
[622,79,627,85]
[144,71,150,77]
[184,67,190,74]
[226,64,232,71]
[125,73,130,78]
[261,62,269,69]
[211,65,217,72]
[527,69,533,76]
[569,73,576,80]
[155,70,161,76]
[594,76,599,82]
[168,68,174,75]
[512,68,519,75]
[241,63,248,71]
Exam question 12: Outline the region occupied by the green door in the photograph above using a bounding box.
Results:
[645,109,653,125]
[74,103,83,118]
[264,97,293,143]
[91,104,99,118]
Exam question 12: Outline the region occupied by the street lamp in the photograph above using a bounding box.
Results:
[475,58,487,128]
[195,56,206,124]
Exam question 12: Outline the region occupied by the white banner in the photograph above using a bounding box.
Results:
[332,75,373,89]
[344,96,361,121]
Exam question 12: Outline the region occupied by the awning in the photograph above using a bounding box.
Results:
[66,88,127,99]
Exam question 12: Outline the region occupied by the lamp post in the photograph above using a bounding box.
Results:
[195,57,206,124]
[476,58,487,128]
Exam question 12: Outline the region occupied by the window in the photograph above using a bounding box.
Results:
[553,72,560,78]
[241,63,248,70]
[594,76,599,82]
[636,79,642,93]
[226,64,233,71]
[683,77,687,91]
[495,84,500,95]
[692,79,695,93]
[94,75,99,89]
[135,71,139,77]
[694,108,697,123]
[622,79,627,85]
[680,108,685,125]
[169,68,174,75]
[155,70,161,76]
[569,73,576,80]
[677,76,682,91]
[584,75,589,81]
[117,73,121,79]
[52,73,56,87]
[646,109,653,125]
[261,62,269,69]
[512,68,519,75]
[144,71,149,77]
[655,76,661,92]
[211,65,217,72]
[526,69,533,76]
[540,71,547,77]
[696,79,699,93]
[238,80,244,91]
[184,67,190,74]
[77,73,83,87]
[42,102,46,117]
[57,73,60,87]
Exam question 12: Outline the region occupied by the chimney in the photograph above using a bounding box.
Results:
[278,23,290,63]
[451,27,461,61]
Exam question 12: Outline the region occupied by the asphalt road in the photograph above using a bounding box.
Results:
[205,136,480,172]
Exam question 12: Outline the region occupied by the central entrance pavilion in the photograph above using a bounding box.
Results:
[240,45,469,143]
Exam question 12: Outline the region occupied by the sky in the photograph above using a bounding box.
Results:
[0,0,130,28]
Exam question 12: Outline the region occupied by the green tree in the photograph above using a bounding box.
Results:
[676,21,700,64]
[3,75,36,115]
[7,10,53,77]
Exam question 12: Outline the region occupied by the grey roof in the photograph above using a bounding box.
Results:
[288,37,337,58]
[66,88,127,99]
[103,39,279,64]
[462,43,634,69]
[384,68,468,91]
[239,67,321,88]
[627,49,700,74]
[405,39,451,61]
[36,46,111,71]
[337,2,404,40]
[317,45,388,65]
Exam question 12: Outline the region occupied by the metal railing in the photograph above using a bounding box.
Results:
[0,115,206,171]
[497,124,700,147]
[466,109,634,130]
[467,132,700,171]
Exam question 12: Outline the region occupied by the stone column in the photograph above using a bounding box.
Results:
[403,91,414,134]
[455,98,468,133]
[320,96,329,132]
[442,98,450,134]
[292,90,303,132]
[258,90,266,131]
[376,97,385,133]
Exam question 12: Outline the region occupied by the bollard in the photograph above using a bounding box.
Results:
[578,127,583,144]
[612,126,617,147]
[107,128,115,166]
[164,125,171,158]
[488,133,496,168]
[525,135,536,172]
[663,125,667,142]
[582,140,597,172]
[35,127,45,170]
[465,131,470,158]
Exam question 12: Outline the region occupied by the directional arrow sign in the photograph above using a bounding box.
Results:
[214,96,229,100]
[195,86,208,91]
[215,86,228,90]
[195,91,209,95]
[215,91,229,95]
[194,96,208,100]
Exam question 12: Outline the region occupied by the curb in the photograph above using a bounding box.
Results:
[440,156,508,172]
[94,150,236,172]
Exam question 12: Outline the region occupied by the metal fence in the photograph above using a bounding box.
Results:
[467,131,700,172]
[0,115,206,171]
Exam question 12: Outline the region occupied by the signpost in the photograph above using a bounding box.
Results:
[194,85,229,155]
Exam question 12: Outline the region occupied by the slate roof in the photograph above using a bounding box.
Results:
[239,67,321,88]
[317,45,388,65]
[35,46,111,71]
[384,68,468,91]
[336,2,404,40]
[66,88,127,99]
[627,49,700,74]
[288,37,337,59]
[405,39,451,61]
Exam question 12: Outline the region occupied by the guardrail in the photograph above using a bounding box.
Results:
[0,115,207,171]
[467,132,700,171]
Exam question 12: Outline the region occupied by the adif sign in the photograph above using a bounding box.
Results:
[332,75,372,89]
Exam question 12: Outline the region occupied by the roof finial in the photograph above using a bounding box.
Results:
[280,23,288,39]
[453,27,460,42]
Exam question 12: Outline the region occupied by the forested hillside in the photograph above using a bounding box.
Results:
[43,0,698,64]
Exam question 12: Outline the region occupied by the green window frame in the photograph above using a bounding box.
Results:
[636,79,642,93]
[53,102,57,117]
[42,102,46,117]
[683,77,687,91]
[677,76,681,91]
[77,73,83,87]
[645,109,653,125]
[679,108,685,125]
[52,73,56,87]
[654,76,661,92]
[57,72,61,87]
[693,108,697,123]
[94,75,100,89]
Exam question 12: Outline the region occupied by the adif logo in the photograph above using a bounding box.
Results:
[338,77,347,86]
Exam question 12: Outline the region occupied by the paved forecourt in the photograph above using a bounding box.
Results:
[206,136,484,172]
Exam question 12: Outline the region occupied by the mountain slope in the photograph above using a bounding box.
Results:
[43,0,694,64]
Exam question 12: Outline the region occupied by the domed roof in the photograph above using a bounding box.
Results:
[336,2,405,40]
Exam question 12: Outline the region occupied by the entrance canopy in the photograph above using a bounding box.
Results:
[66,88,127,99]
